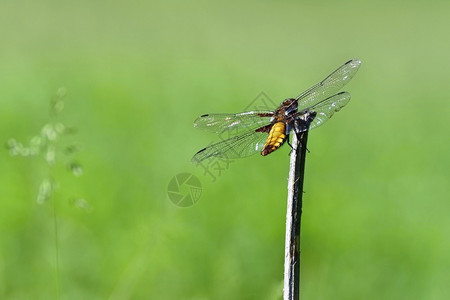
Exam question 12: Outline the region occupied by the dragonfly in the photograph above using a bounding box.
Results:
[191,59,361,164]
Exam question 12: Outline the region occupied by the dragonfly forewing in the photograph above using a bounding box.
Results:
[295,59,361,110]
[194,111,273,135]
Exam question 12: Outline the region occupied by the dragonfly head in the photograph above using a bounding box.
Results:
[282,98,298,116]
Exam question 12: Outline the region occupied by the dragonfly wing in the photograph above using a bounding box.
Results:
[296,59,361,109]
[296,91,351,132]
[194,111,273,135]
[191,129,268,164]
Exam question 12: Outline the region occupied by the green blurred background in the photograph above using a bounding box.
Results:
[1,0,449,299]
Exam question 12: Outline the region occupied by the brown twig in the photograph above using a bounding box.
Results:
[283,130,309,300]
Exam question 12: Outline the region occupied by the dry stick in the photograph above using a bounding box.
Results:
[283,130,309,300]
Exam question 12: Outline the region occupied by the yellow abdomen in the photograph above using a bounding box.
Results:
[261,122,286,156]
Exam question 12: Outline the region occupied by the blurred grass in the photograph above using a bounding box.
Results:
[1,0,450,299]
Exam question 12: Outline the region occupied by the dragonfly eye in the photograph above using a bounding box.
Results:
[284,102,298,115]
[282,99,291,105]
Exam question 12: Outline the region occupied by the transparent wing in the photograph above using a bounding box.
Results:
[296,91,351,132]
[194,111,273,135]
[191,129,268,164]
[295,59,361,110]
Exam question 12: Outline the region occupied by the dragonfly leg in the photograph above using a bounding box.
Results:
[286,134,292,149]
[286,134,293,155]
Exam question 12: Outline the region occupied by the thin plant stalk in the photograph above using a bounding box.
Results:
[283,130,309,300]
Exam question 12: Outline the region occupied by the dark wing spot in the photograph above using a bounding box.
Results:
[196,147,207,154]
